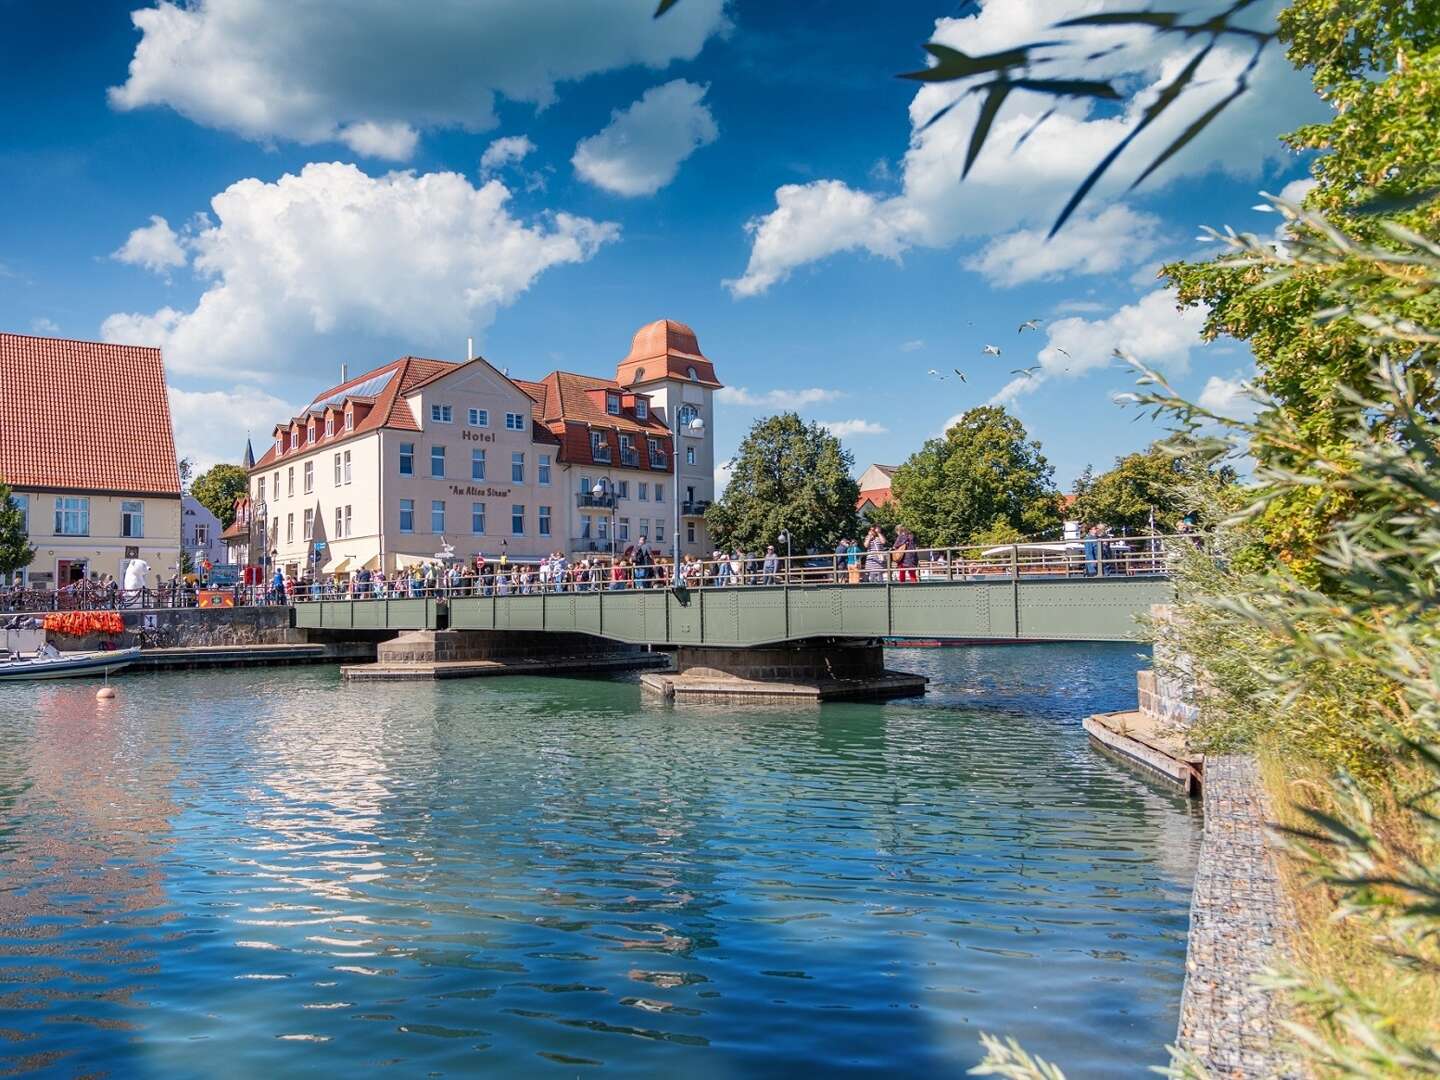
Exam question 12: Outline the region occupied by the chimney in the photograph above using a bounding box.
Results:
[340,362,348,384]
[467,336,474,361]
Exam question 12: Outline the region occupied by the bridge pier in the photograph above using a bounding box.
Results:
[343,629,667,681]
[641,640,926,703]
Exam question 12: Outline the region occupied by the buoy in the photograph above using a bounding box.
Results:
[97,686,116,700]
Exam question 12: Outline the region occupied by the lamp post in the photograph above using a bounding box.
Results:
[673,417,703,586]
[592,479,615,559]
[777,529,792,583]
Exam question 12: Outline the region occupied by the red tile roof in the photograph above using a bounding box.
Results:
[857,487,894,509]
[615,319,722,389]
[524,371,673,470]
[0,332,181,496]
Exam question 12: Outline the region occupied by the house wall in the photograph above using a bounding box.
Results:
[11,488,181,588]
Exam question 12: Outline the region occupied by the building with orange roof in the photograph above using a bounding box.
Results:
[0,332,182,589]
[856,463,897,519]
[246,319,722,577]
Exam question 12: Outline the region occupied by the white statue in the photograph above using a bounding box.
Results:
[122,559,151,593]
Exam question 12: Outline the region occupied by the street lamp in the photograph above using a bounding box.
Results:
[777,529,792,583]
[592,479,615,557]
[673,416,704,586]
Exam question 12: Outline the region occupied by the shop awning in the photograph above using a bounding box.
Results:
[322,555,351,574]
[360,555,381,571]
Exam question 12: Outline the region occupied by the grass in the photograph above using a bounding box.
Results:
[1258,745,1440,1075]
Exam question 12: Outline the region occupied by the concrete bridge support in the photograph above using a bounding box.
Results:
[641,639,926,703]
[343,629,667,681]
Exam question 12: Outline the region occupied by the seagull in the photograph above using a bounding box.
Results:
[1018,319,1043,333]
[927,368,946,380]
[1054,347,1071,358]
[982,344,1002,357]
[952,368,967,383]
[1011,366,1041,377]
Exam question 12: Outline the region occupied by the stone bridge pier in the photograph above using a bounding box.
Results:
[641,638,926,703]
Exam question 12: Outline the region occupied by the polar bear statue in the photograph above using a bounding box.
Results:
[122,559,151,605]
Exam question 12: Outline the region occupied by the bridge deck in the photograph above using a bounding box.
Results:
[293,577,1172,646]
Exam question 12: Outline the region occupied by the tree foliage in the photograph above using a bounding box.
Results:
[0,483,35,578]
[1070,441,1234,533]
[191,464,248,529]
[889,406,1060,547]
[705,413,859,554]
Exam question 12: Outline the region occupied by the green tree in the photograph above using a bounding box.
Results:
[0,483,35,579]
[705,413,859,553]
[889,406,1060,547]
[191,464,248,528]
[1070,442,1234,533]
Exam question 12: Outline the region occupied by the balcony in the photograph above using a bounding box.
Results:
[570,538,617,553]
[682,499,712,516]
[576,492,616,509]
[591,446,612,464]
[649,453,668,469]
[619,449,639,468]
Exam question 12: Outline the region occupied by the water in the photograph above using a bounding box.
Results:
[0,644,1199,1078]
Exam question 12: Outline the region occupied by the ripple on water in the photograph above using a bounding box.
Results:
[0,645,1198,1078]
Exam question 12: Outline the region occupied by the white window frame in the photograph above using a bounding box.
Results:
[431,403,453,424]
[505,412,525,431]
[539,505,551,536]
[53,496,88,537]
[303,461,313,493]
[120,500,144,539]
[471,448,486,481]
[511,452,524,484]
[467,408,489,427]
[431,445,446,479]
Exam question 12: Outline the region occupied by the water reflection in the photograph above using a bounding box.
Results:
[0,645,1197,1077]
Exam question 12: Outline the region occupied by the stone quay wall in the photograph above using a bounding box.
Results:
[41,606,301,650]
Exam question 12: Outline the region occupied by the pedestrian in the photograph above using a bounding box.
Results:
[762,544,778,585]
[864,526,887,583]
[845,537,862,584]
[894,527,918,584]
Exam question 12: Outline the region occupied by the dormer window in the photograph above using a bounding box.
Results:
[344,408,354,431]
[635,398,648,420]
[307,422,315,443]
[606,392,621,416]
[325,416,334,437]
[276,437,283,456]
[289,430,298,450]
[686,366,698,381]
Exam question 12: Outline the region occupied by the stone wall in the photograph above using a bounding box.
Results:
[674,642,884,682]
[45,606,301,650]
[377,630,642,665]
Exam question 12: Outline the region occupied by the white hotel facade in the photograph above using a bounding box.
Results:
[250,320,720,578]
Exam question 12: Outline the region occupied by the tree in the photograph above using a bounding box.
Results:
[705,413,859,554]
[889,406,1060,547]
[191,464,248,528]
[177,456,194,491]
[1070,442,1235,533]
[0,483,34,579]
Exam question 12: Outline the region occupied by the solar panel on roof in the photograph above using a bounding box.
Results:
[308,368,396,410]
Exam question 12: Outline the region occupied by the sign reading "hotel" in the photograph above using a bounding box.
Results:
[462,430,496,443]
[450,485,511,498]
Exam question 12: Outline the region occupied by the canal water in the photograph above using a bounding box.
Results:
[0,645,1199,1078]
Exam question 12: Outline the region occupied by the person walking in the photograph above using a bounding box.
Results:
[894,527,918,584]
[761,545,779,586]
[845,537,861,584]
[863,526,888,583]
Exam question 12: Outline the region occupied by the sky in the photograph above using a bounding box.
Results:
[0,0,1325,487]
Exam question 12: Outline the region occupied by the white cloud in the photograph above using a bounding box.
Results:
[112,214,188,274]
[1198,374,1260,421]
[966,206,1165,287]
[29,317,61,336]
[1053,299,1107,315]
[716,386,842,408]
[990,287,1206,404]
[728,0,1323,297]
[481,135,537,175]
[572,79,717,196]
[102,163,618,381]
[714,457,734,496]
[109,0,730,160]
[900,339,925,352]
[821,419,887,438]
[168,384,298,472]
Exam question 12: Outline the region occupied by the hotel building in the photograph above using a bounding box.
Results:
[0,333,182,588]
[249,319,721,577]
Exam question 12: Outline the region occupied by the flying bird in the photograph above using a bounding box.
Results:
[952,368,967,383]
[1011,366,1041,377]
[1018,319,1043,333]
[927,368,946,380]
[982,344,1002,357]
[1054,347,1071,358]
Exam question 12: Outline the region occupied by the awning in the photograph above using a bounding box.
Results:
[323,555,351,574]
[395,553,441,569]
[360,555,381,571]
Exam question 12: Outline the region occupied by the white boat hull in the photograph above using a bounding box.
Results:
[0,647,141,681]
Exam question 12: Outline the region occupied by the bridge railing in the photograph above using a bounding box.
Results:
[287,533,1193,601]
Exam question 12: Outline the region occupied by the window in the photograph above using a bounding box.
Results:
[276,437,283,456]
[655,521,664,543]
[580,475,592,495]
[598,517,609,540]
[287,513,295,544]
[505,412,525,431]
[289,429,298,450]
[678,403,700,430]
[606,392,621,415]
[12,493,27,534]
[686,366,698,381]
[399,442,414,476]
[511,452,524,483]
[639,483,649,502]
[431,403,453,423]
[303,461,313,493]
[686,446,696,466]
[431,445,446,478]
[618,516,630,542]
[511,504,524,535]
[303,509,313,540]
[468,408,488,427]
[687,522,696,544]
[617,480,629,499]
[471,502,485,534]
[590,430,611,463]
[579,516,592,540]
[431,500,446,533]
[257,477,266,504]
[399,499,414,533]
[635,398,648,420]
[539,505,551,536]
[273,471,280,497]
[471,448,486,481]
[333,453,342,485]
[344,505,352,538]
[619,433,636,465]
[195,523,210,545]
[271,517,278,542]
[325,416,334,437]
[655,482,664,503]
[344,409,354,431]
[648,437,666,468]
[538,454,551,485]
[287,467,295,497]
[119,500,144,538]
[53,497,88,536]
[343,451,352,485]
[307,421,315,443]
[333,507,342,539]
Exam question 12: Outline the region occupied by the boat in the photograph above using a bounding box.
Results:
[0,647,141,681]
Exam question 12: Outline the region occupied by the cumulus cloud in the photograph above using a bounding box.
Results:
[990,287,1206,404]
[102,163,618,381]
[716,386,842,408]
[481,135,537,175]
[1198,374,1260,421]
[572,79,718,196]
[714,457,734,495]
[112,214,188,274]
[109,0,729,160]
[728,0,1322,297]
[821,419,887,438]
[966,206,1166,287]
[168,384,298,472]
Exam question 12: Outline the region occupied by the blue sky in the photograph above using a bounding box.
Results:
[0,0,1324,485]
